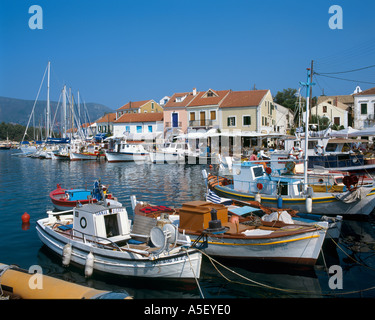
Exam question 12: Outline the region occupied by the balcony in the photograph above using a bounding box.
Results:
[189,119,213,128]
[165,121,182,128]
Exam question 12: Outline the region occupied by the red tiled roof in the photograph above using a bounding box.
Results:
[115,112,163,123]
[96,113,117,123]
[187,89,230,107]
[163,92,199,108]
[220,90,269,108]
[117,100,151,110]
[354,87,375,96]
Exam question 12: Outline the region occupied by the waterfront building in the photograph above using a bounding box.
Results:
[353,86,375,129]
[112,112,164,140]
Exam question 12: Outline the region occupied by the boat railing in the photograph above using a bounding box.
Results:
[53,223,125,252]
[231,176,344,196]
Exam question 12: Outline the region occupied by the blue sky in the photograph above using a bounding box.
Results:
[0,0,374,110]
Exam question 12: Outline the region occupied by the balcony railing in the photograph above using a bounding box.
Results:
[165,122,182,128]
[189,119,213,127]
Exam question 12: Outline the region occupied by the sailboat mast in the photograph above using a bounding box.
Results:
[46,61,51,139]
[62,85,67,138]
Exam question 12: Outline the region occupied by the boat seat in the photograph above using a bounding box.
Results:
[130,214,157,242]
[224,222,255,234]
[57,224,73,231]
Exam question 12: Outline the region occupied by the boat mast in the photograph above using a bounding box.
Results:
[62,85,67,138]
[46,61,51,139]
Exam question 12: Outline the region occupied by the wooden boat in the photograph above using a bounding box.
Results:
[70,142,105,161]
[36,201,202,279]
[49,180,118,211]
[208,162,375,216]
[105,140,149,162]
[132,199,327,266]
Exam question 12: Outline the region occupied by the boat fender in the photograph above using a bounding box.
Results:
[277,196,283,209]
[85,252,94,278]
[305,197,312,213]
[62,243,72,267]
[255,193,261,203]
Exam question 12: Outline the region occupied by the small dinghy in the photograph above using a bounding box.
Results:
[49,180,119,211]
[36,200,202,279]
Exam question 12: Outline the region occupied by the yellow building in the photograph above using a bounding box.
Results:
[220,89,275,133]
[116,99,163,119]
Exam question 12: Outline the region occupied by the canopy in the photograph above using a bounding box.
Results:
[330,126,359,138]
[354,126,375,136]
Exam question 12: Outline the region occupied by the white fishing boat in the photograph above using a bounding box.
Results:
[149,142,186,163]
[131,198,328,266]
[105,140,149,162]
[70,142,104,161]
[36,201,202,279]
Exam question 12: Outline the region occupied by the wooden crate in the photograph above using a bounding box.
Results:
[179,201,228,231]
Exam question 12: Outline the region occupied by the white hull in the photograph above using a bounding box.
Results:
[189,227,326,265]
[105,151,149,163]
[149,151,185,164]
[36,218,202,279]
[70,152,99,161]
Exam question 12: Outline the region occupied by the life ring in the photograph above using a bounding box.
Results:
[80,217,87,229]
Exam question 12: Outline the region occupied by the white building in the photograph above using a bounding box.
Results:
[112,112,164,140]
[353,87,375,129]
[274,103,294,134]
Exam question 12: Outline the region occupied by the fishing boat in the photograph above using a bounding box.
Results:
[70,142,105,161]
[149,142,186,163]
[207,162,375,216]
[49,180,119,211]
[131,199,327,266]
[36,201,202,279]
[204,188,342,240]
[105,140,150,162]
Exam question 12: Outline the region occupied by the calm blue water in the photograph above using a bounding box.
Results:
[1,149,375,299]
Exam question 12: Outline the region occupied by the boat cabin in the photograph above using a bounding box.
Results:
[232,162,304,198]
[114,141,148,153]
[73,203,131,243]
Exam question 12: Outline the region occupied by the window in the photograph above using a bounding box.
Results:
[207,91,214,97]
[151,102,154,109]
[361,103,368,114]
[243,116,251,126]
[210,110,216,120]
[323,105,327,113]
[136,126,142,133]
[125,126,130,132]
[334,117,340,125]
[148,125,153,133]
[190,112,195,121]
[227,116,236,127]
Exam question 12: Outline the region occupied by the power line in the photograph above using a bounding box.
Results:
[316,64,375,75]
[314,73,375,85]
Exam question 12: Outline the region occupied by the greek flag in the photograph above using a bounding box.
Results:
[206,189,232,205]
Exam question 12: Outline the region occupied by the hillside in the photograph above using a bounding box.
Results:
[0,96,114,126]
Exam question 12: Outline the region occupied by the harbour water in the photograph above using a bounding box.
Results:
[1,149,375,299]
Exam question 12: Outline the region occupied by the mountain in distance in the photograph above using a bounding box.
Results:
[0,96,114,126]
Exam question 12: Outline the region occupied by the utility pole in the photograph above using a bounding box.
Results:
[309,60,314,122]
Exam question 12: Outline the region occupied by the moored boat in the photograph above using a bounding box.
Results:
[49,180,118,211]
[132,199,328,266]
[36,201,202,279]
[105,140,149,162]
[208,162,375,216]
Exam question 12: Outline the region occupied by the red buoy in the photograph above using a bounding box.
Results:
[21,212,30,223]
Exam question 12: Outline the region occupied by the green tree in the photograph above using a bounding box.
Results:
[274,88,299,111]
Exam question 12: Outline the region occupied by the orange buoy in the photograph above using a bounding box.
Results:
[21,212,30,223]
